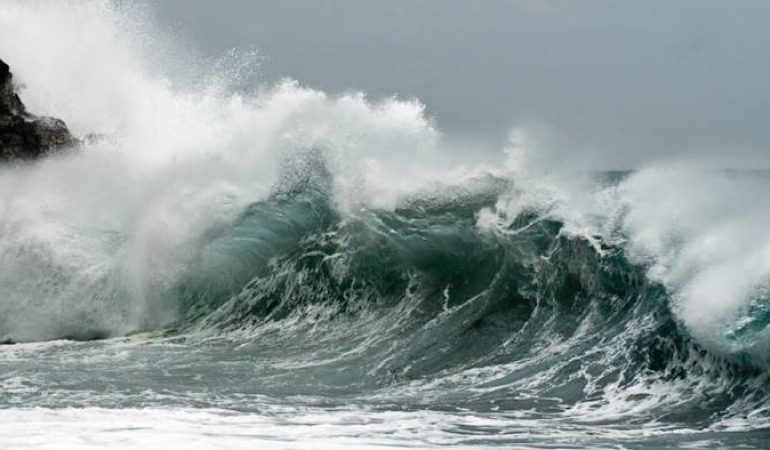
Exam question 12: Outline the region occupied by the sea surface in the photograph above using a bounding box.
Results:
[2,2,770,448]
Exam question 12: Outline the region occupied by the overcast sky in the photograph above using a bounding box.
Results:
[150,1,770,168]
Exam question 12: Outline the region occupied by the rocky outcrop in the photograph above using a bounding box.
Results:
[0,58,76,161]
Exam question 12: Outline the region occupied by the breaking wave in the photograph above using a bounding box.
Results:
[2,0,770,437]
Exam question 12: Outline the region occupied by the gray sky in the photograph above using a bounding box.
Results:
[150,0,770,168]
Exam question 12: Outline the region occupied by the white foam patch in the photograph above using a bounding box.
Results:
[0,406,713,449]
[617,167,770,353]
[485,151,770,358]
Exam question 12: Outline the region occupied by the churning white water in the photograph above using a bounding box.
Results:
[2,1,770,449]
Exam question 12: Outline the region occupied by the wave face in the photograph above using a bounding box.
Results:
[157,167,770,421]
[1,1,770,447]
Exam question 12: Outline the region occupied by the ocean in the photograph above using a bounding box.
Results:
[1,2,770,448]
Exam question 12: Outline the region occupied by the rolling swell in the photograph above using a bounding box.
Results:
[165,167,770,425]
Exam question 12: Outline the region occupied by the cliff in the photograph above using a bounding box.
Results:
[0,58,76,161]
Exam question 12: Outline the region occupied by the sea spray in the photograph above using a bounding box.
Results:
[1,2,770,448]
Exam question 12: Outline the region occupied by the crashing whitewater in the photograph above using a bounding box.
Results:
[1,1,770,448]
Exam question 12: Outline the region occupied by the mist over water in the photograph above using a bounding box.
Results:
[1,1,770,448]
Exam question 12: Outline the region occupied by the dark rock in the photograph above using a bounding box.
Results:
[0,57,77,161]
